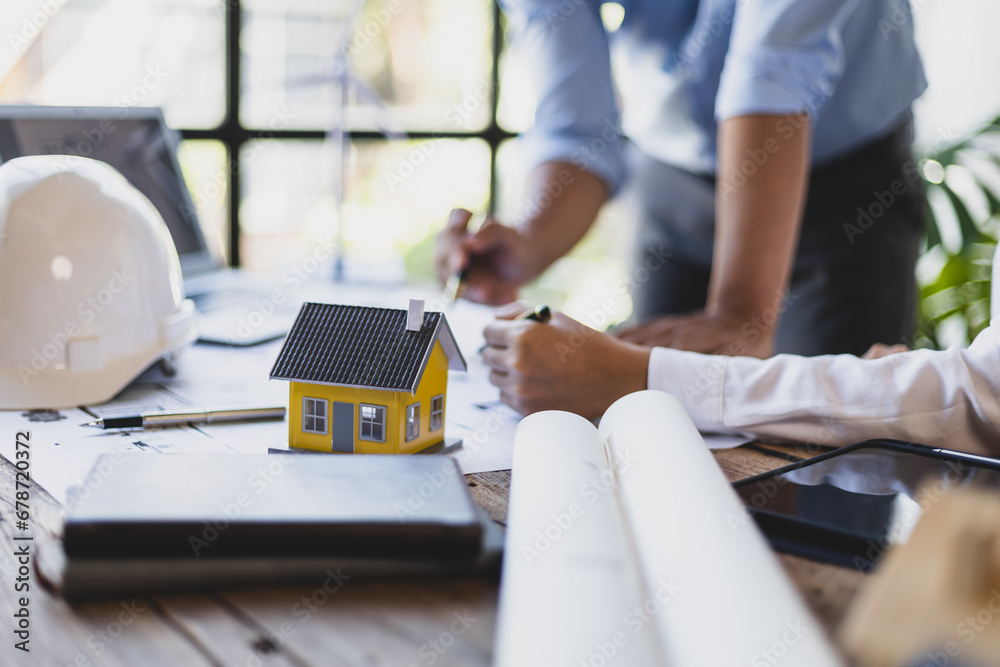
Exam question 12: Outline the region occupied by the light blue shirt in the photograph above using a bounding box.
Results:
[503,0,927,193]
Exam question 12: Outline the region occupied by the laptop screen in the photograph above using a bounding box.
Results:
[0,106,217,276]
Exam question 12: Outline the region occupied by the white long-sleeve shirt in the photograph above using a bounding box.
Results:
[649,248,1000,454]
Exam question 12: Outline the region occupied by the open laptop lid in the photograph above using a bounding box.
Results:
[0,105,220,277]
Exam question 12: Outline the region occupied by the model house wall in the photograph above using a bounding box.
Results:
[287,342,450,454]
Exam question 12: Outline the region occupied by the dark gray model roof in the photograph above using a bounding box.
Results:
[269,303,467,393]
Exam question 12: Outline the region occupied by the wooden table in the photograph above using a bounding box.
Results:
[0,442,865,666]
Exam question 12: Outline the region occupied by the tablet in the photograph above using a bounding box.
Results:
[732,439,1000,570]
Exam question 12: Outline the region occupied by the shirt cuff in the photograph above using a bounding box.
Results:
[647,347,731,433]
[716,49,837,121]
[518,129,628,196]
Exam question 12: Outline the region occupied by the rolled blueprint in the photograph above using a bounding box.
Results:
[495,390,842,667]
[494,410,662,666]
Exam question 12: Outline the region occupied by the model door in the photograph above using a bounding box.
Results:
[331,401,354,453]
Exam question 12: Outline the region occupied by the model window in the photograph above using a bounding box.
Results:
[302,397,327,434]
[359,404,387,443]
[430,394,444,431]
[406,402,420,442]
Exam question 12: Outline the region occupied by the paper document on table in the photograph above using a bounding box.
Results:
[701,433,752,449]
[444,361,521,475]
[0,336,290,504]
[495,390,842,667]
[0,412,240,505]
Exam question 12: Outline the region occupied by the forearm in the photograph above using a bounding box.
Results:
[514,161,608,281]
[648,325,1000,455]
[709,114,810,320]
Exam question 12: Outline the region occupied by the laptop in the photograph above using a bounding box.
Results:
[0,105,294,345]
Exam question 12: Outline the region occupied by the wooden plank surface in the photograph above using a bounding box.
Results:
[218,578,496,667]
[0,441,867,666]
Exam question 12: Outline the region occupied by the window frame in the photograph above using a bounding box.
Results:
[358,403,387,443]
[302,396,328,434]
[405,402,421,442]
[430,394,444,432]
[179,1,513,268]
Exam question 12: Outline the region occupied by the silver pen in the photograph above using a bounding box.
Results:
[81,405,286,430]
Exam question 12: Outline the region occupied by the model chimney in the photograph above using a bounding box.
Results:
[406,299,425,332]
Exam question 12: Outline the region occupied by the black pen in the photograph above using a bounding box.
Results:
[480,305,551,353]
[443,266,469,304]
[517,304,552,323]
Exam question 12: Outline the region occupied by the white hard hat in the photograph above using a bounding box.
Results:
[0,155,198,409]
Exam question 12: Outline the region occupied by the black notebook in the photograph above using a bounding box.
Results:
[43,454,499,598]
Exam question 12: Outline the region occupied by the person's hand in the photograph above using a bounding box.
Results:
[435,208,532,306]
[482,304,651,420]
[861,343,910,359]
[615,309,773,358]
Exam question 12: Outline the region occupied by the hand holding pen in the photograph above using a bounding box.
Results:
[477,305,551,353]
[436,208,532,305]
[480,305,651,420]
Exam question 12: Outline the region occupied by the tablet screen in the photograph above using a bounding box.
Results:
[733,444,1000,568]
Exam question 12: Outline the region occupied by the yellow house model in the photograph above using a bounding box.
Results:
[269,300,467,454]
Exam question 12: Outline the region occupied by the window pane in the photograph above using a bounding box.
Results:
[241,0,494,131]
[360,404,385,442]
[177,139,229,263]
[238,138,490,279]
[496,22,534,133]
[0,0,224,129]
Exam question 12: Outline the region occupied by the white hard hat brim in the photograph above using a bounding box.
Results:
[0,302,199,411]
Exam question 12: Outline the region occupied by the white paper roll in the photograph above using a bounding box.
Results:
[496,390,843,667]
[495,410,662,667]
[598,390,841,667]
